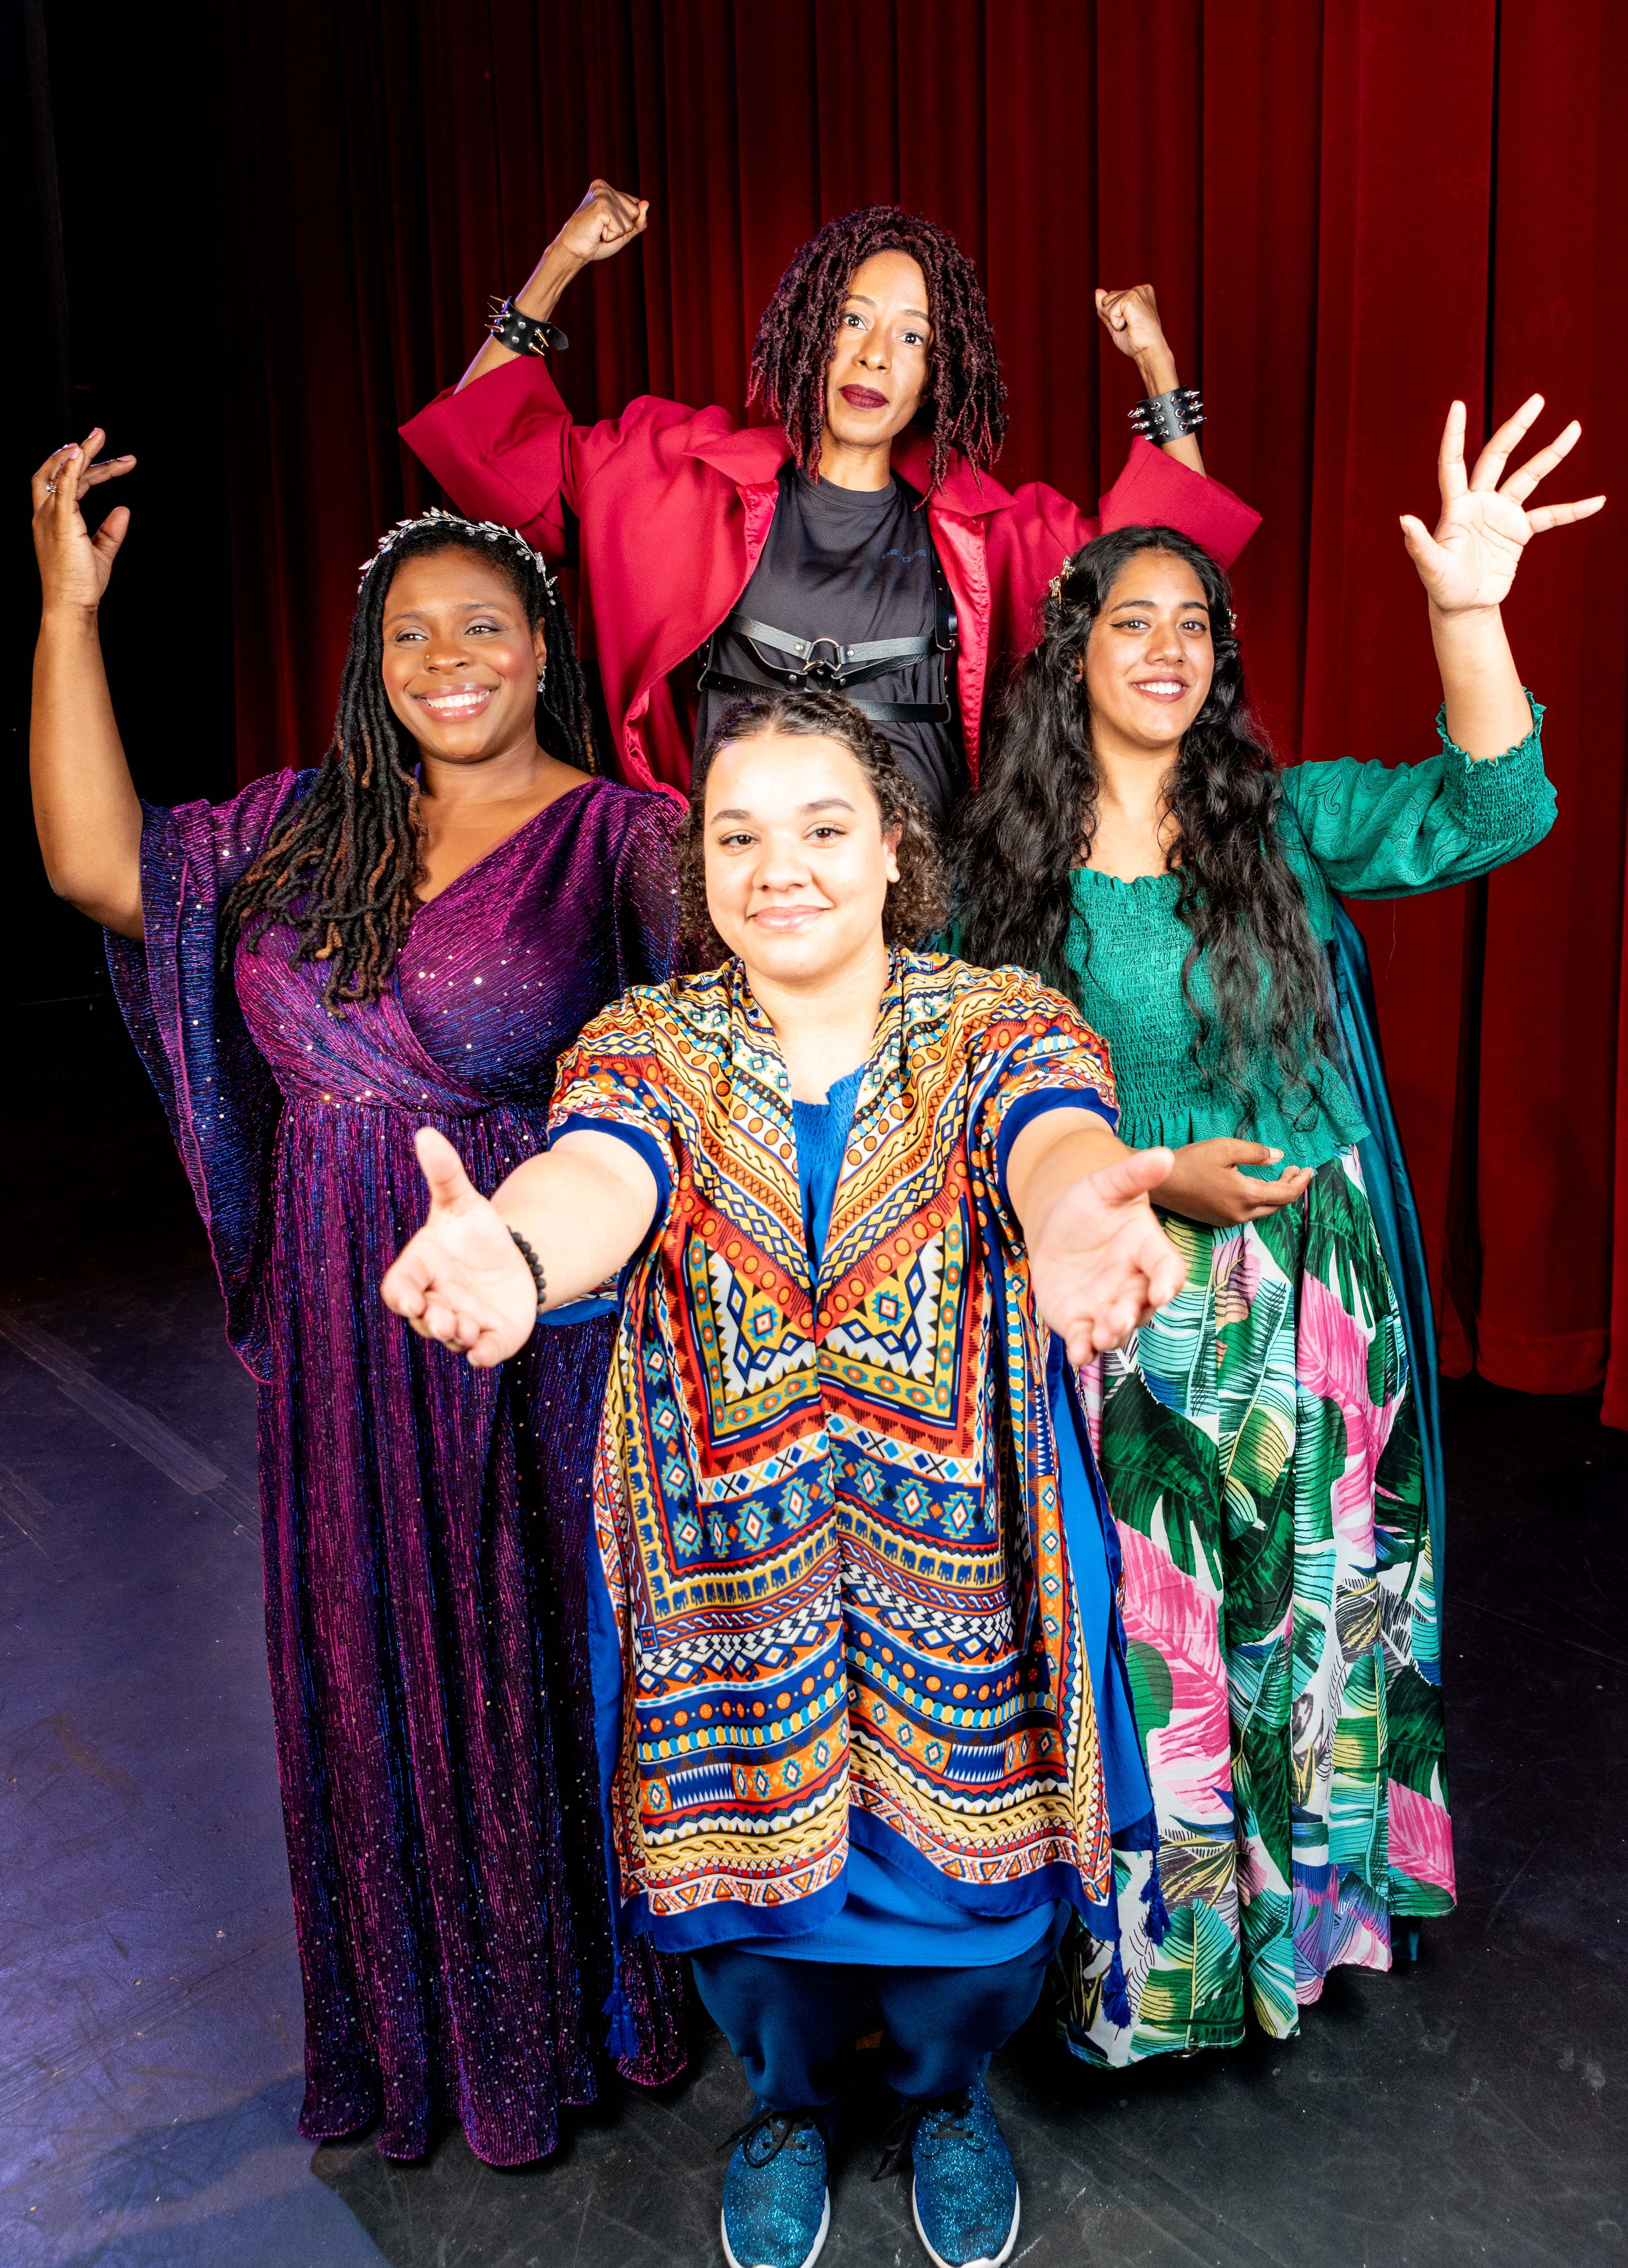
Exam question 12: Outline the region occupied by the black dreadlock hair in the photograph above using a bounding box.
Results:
[221,512,596,1009]
[748,205,1008,495]
[954,525,1335,1132]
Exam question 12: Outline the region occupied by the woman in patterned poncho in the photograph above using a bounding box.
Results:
[383,688,1187,2268]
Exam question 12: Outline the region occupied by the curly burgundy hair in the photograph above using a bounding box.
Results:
[748,206,1008,493]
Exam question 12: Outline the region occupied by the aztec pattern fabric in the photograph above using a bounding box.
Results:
[1062,1150,1453,2065]
[548,950,1121,1944]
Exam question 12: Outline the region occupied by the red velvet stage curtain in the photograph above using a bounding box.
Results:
[216,0,1628,1408]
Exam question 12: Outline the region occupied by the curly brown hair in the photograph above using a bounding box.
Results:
[680,689,948,961]
[748,206,1008,494]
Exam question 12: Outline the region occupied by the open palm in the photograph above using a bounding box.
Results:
[380,1128,538,1368]
[1029,1150,1187,1364]
[1402,395,1604,613]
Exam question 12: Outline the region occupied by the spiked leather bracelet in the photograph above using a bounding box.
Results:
[487,296,569,355]
[1129,386,1205,444]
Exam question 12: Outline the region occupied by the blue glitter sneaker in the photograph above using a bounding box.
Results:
[719,2102,831,2268]
[906,2078,1019,2268]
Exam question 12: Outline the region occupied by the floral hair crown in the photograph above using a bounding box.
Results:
[357,505,557,594]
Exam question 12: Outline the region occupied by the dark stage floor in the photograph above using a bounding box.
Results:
[4,1007,1626,2267]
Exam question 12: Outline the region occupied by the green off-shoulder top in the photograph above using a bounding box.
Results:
[1064,699,1553,1170]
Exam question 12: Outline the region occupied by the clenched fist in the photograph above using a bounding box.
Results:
[553,178,649,268]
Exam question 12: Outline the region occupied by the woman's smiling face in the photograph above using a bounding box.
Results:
[703,731,900,986]
[379,546,547,763]
[1081,550,1216,752]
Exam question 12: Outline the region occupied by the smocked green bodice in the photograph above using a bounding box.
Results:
[1065,704,1553,1170]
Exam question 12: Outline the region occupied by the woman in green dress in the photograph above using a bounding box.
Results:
[953,393,1601,2063]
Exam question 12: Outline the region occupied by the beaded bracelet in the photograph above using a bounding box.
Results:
[1129,386,1206,444]
[508,1227,548,1314]
[486,295,569,356]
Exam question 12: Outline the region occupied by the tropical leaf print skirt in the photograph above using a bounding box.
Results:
[1063,1149,1454,2066]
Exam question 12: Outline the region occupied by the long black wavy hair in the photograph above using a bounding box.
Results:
[221,511,595,1007]
[749,205,1008,493]
[955,525,1334,1129]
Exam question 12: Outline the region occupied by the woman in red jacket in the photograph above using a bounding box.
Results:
[402,180,1259,823]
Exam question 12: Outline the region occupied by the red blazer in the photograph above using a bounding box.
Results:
[402,358,1260,799]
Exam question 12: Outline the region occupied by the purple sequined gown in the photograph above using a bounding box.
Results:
[108,771,688,2164]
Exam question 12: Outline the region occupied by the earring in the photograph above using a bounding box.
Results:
[536,666,548,693]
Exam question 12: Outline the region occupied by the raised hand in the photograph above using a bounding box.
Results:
[30,428,137,609]
[1029,1148,1186,1365]
[1402,395,1605,615]
[458,179,650,392]
[554,178,649,267]
[381,1128,540,1369]
[1093,284,1202,467]
[1094,284,1173,371]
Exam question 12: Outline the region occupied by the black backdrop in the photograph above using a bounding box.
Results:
[9,0,234,1028]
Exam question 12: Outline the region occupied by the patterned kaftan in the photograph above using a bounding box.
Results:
[545,951,1131,1957]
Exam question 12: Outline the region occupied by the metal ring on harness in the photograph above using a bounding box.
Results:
[801,638,846,687]
[696,540,961,723]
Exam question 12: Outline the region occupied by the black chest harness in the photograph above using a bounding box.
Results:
[697,543,959,725]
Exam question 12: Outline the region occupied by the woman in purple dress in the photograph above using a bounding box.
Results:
[28,429,687,2164]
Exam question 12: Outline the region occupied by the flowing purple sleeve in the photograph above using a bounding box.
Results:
[104,770,310,1380]
[612,790,692,986]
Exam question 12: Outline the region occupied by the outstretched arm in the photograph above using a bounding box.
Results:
[1403,394,1604,758]
[1005,1107,1185,1362]
[380,1125,659,1367]
[30,428,144,938]
[457,178,649,392]
[1095,285,1204,476]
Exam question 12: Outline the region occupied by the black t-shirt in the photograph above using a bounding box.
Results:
[694,462,965,828]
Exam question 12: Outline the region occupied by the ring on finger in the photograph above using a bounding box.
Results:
[44,480,57,494]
